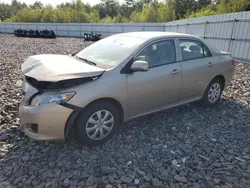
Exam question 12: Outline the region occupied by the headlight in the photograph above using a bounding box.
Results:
[30,92,75,106]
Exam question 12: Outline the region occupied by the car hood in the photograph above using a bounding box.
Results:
[22,54,105,82]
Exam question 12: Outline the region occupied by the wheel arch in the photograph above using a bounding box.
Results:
[211,75,225,90]
[64,97,124,139]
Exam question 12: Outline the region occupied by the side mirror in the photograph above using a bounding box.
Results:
[130,60,149,72]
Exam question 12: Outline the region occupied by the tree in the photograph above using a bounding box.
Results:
[158,0,175,22]
[2,0,250,23]
[101,0,119,18]
[174,0,199,19]
[41,5,56,22]
[30,1,43,10]
[119,0,135,19]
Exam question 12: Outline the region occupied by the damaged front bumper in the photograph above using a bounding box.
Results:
[19,80,74,140]
[19,102,73,140]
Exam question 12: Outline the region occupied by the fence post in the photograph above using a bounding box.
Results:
[108,24,110,36]
[67,24,69,37]
[228,19,237,52]
[203,21,208,39]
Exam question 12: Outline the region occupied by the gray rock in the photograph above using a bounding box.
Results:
[45,182,53,188]
[158,169,169,181]
[107,175,116,183]
[86,176,97,186]
[51,181,58,188]
[172,159,178,166]
[243,91,250,96]
[136,169,146,176]
[105,185,112,188]
[213,178,221,184]
[120,176,133,184]
[13,177,23,185]
[213,163,222,168]
[0,182,11,188]
[81,171,89,178]
[16,80,23,87]
[134,178,140,185]
[63,178,70,187]
[34,183,46,188]
[101,166,112,175]
[21,156,30,161]
[174,175,187,183]
[143,175,150,181]
[78,181,85,187]
[152,178,162,187]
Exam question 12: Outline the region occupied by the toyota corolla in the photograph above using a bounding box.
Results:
[19,32,235,145]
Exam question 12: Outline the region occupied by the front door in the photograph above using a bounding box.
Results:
[127,39,182,117]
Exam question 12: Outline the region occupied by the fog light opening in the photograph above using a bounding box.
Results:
[31,124,38,133]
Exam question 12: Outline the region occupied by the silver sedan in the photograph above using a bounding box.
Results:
[19,32,235,145]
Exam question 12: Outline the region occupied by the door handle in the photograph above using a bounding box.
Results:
[171,69,181,75]
[208,62,213,67]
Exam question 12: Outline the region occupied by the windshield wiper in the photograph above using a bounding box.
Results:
[75,55,96,66]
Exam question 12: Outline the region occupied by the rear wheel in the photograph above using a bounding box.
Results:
[201,78,223,106]
[75,101,121,146]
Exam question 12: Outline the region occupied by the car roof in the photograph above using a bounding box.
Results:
[117,32,197,40]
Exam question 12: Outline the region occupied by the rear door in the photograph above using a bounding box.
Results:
[178,38,217,101]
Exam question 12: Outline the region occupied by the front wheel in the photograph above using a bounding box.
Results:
[75,101,121,146]
[201,78,223,106]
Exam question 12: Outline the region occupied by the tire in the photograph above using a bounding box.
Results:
[75,101,121,146]
[201,78,223,107]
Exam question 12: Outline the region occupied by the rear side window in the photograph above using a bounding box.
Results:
[135,39,176,68]
[179,39,212,61]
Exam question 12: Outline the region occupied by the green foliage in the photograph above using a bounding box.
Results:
[187,0,250,18]
[217,0,250,14]
[1,0,250,23]
[0,0,27,21]
[187,4,217,18]
[158,0,176,22]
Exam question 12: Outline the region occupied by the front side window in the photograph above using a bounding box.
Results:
[179,39,211,61]
[135,40,176,68]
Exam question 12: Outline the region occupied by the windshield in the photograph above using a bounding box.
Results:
[76,35,146,69]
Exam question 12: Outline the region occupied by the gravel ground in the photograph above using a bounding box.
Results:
[1,34,250,188]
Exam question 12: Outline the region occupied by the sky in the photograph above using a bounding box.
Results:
[0,0,125,6]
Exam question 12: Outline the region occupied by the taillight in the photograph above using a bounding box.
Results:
[232,59,236,66]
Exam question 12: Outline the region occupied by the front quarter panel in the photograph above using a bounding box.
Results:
[65,68,128,119]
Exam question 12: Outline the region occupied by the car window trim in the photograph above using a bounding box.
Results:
[178,38,213,62]
[202,43,212,57]
[120,38,178,74]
